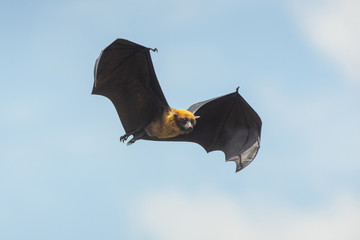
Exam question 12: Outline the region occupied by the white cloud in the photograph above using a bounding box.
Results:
[291,0,360,82]
[131,189,360,240]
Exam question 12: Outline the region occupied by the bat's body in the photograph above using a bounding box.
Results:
[145,108,197,139]
[92,39,262,172]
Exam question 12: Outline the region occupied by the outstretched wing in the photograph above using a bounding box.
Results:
[148,89,262,172]
[92,39,169,134]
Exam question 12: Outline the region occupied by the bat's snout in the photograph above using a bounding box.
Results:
[184,122,193,132]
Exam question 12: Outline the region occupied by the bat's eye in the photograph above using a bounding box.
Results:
[180,118,188,124]
[190,119,195,124]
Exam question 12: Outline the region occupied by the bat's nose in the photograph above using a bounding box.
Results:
[184,122,193,131]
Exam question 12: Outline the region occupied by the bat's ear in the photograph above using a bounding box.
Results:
[195,116,200,119]
[170,109,178,116]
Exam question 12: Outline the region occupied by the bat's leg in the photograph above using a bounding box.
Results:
[127,130,146,146]
[120,128,143,142]
[120,134,130,142]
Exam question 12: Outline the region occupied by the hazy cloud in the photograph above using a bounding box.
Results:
[258,80,360,177]
[132,189,360,240]
[291,0,360,82]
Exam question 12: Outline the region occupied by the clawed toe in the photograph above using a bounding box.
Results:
[120,134,129,142]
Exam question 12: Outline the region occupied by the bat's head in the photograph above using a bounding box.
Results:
[172,109,198,133]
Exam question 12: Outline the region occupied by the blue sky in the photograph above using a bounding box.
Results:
[1,0,359,239]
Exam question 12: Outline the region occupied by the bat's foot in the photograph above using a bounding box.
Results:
[126,130,146,146]
[126,138,136,146]
[121,129,145,145]
[120,134,130,142]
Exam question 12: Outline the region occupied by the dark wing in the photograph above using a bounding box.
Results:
[92,39,169,134]
[146,88,262,172]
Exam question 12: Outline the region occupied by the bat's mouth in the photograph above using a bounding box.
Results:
[183,122,194,132]
[185,126,193,132]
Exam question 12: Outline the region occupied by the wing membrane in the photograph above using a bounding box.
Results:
[92,39,169,133]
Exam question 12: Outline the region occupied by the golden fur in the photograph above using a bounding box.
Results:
[145,108,196,138]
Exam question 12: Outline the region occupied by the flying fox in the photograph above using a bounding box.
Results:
[92,39,262,172]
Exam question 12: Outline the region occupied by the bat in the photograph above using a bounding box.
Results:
[92,39,262,172]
